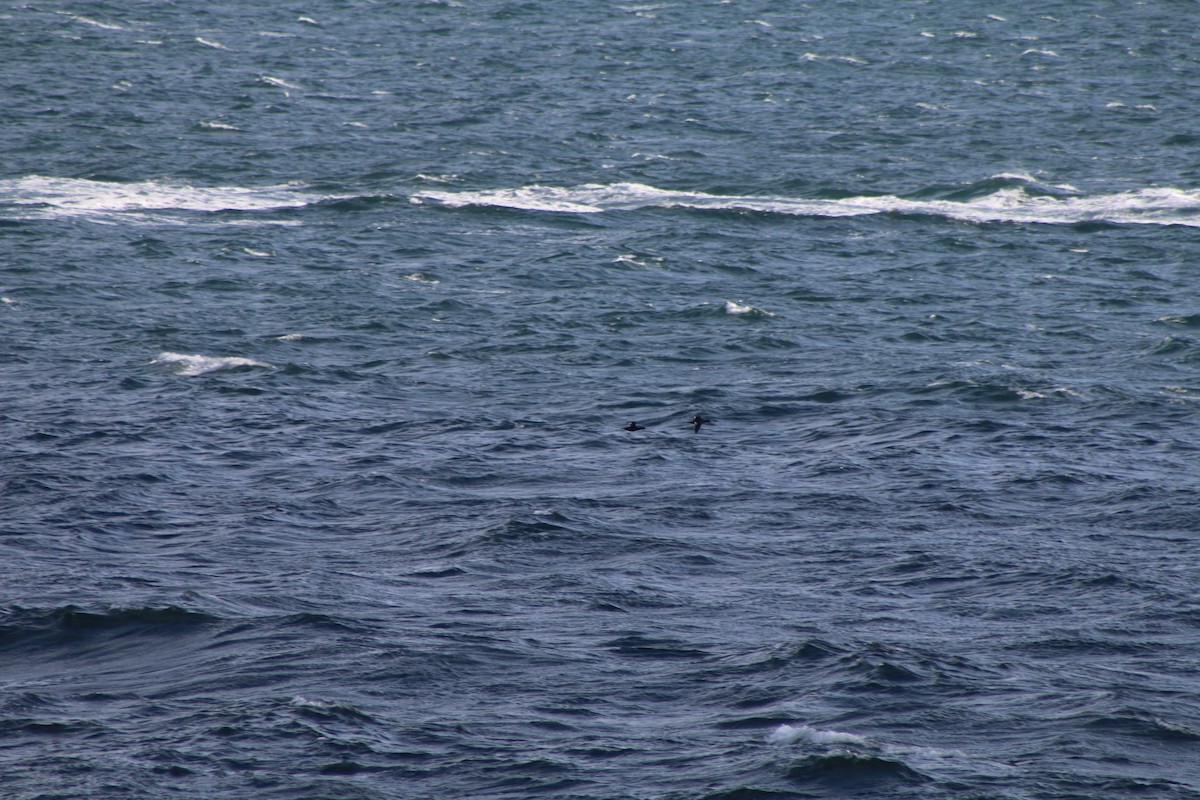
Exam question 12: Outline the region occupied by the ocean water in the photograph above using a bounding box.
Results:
[3,1,1200,798]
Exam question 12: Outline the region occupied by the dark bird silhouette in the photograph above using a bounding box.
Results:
[690,415,712,433]
[624,422,645,432]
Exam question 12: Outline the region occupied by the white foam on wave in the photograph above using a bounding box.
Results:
[768,722,1015,779]
[613,253,664,269]
[63,13,125,30]
[724,300,774,317]
[415,173,459,184]
[989,172,1078,193]
[403,272,440,284]
[413,182,874,217]
[0,176,336,220]
[412,181,1200,227]
[154,352,273,376]
[261,75,302,90]
[768,724,869,746]
[414,184,617,213]
[291,695,336,711]
[800,52,868,65]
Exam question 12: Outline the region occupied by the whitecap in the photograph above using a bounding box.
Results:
[613,253,664,269]
[154,352,273,376]
[291,695,330,710]
[411,181,1200,227]
[1164,386,1200,401]
[64,14,124,30]
[988,172,1079,194]
[800,53,867,65]
[261,75,301,90]
[0,176,337,219]
[196,37,229,50]
[412,185,608,213]
[724,300,773,317]
[288,695,364,715]
[412,182,874,217]
[768,723,868,746]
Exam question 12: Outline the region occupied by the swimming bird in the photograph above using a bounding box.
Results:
[624,422,645,431]
[690,415,712,433]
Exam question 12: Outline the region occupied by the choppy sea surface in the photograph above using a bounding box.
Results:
[4,2,1200,798]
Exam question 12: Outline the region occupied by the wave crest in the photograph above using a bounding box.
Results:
[412,179,1200,227]
[154,352,273,376]
[0,176,344,219]
[769,723,869,746]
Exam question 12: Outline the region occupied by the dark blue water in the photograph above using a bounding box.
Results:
[4,2,1200,798]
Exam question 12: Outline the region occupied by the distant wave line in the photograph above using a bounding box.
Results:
[7,175,1198,228]
[411,180,1200,227]
[0,176,346,218]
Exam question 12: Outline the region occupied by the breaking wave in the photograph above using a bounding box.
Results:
[0,176,344,220]
[412,176,1200,227]
[154,351,274,376]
